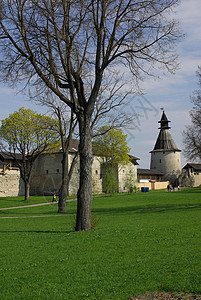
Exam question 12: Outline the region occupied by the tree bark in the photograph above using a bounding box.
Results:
[58,151,68,213]
[25,180,30,201]
[58,143,78,213]
[75,113,93,231]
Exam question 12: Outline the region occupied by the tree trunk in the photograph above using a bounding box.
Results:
[25,180,30,201]
[75,114,93,231]
[58,145,78,212]
[58,151,68,213]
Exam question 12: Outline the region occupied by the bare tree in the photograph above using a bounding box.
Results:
[34,81,133,213]
[0,0,181,231]
[183,66,201,162]
[45,101,78,213]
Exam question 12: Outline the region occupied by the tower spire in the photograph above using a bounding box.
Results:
[158,111,171,129]
[153,111,179,151]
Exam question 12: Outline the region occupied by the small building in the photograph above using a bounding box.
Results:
[137,168,164,182]
[137,168,169,190]
[181,163,201,187]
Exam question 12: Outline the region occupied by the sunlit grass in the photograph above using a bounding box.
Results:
[0,188,201,299]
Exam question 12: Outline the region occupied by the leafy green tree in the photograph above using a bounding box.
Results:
[93,126,131,193]
[103,167,119,194]
[124,166,138,193]
[93,126,131,167]
[0,0,181,230]
[0,108,58,200]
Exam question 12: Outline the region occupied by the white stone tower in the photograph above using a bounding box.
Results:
[150,111,181,184]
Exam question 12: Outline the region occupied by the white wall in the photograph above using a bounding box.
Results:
[0,168,24,197]
[118,162,137,192]
[150,150,181,180]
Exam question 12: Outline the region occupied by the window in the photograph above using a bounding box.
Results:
[57,169,59,173]
[95,170,98,175]
[46,170,48,174]
[160,159,161,163]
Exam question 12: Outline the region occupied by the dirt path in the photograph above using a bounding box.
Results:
[0,199,77,219]
[0,214,73,219]
[0,199,76,211]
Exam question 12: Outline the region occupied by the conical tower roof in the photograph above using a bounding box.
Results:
[150,111,181,152]
[158,111,171,129]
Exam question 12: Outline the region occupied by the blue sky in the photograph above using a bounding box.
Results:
[0,0,201,168]
[126,0,201,168]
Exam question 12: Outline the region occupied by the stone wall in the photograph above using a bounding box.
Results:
[0,168,24,197]
[30,152,104,196]
[138,181,169,191]
[0,152,138,197]
[30,152,65,195]
[30,152,137,196]
[150,150,181,183]
[191,173,201,187]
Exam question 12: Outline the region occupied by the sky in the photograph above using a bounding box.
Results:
[0,0,201,169]
[125,0,201,168]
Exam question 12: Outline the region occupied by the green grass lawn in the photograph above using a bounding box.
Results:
[0,188,201,299]
[0,194,77,209]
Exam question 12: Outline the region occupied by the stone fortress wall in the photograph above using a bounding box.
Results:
[0,168,24,197]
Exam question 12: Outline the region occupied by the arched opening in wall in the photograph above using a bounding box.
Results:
[160,159,161,163]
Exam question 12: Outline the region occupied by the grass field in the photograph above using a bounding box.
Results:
[0,188,201,299]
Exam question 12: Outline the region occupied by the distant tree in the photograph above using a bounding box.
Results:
[124,166,138,193]
[93,126,130,166]
[0,108,58,200]
[103,167,119,194]
[183,66,201,161]
[93,126,130,192]
[0,0,182,230]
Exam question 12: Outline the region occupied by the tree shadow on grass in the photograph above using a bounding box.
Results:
[0,230,76,234]
[180,187,201,193]
[0,211,75,216]
[92,204,201,215]
[2,205,199,217]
